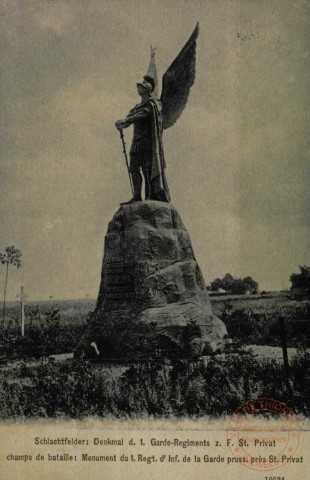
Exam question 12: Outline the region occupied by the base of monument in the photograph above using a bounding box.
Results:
[74,310,229,361]
[75,201,228,360]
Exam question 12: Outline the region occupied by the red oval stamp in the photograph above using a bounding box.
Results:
[226,397,301,471]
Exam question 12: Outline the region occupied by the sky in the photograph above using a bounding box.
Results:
[0,0,309,301]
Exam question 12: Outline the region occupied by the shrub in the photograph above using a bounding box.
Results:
[1,350,309,419]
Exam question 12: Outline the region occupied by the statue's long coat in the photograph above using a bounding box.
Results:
[124,98,170,202]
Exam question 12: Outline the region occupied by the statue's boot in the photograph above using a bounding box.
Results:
[148,192,169,202]
[143,168,151,200]
[122,171,142,203]
[145,173,169,202]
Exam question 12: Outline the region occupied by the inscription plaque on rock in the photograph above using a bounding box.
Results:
[105,259,136,300]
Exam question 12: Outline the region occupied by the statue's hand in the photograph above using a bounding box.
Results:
[115,119,126,130]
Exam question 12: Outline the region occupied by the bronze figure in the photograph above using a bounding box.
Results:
[116,23,199,203]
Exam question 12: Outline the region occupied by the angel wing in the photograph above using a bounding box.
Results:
[160,23,199,130]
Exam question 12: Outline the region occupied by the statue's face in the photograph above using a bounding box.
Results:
[137,83,146,96]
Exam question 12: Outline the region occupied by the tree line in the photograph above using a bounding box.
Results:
[207,273,258,295]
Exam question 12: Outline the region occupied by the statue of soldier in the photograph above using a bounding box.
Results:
[115,23,199,204]
[115,75,170,202]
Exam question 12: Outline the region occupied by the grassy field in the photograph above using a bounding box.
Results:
[0,293,309,419]
[212,293,310,348]
[0,349,309,419]
[2,293,309,359]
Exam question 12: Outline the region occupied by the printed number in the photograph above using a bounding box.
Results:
[264,477,285,480]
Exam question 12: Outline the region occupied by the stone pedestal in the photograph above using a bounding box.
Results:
[75,201,227,359]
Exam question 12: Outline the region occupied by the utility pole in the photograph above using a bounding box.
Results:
[20,286,26,337]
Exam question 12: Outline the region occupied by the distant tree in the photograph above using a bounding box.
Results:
[208,273,258,295]
[230,278,247,294]
[209,278,223,292]
[0,246,22,339]
[290,266,310,296]
[222,273,234,292]
[242,276,258,294]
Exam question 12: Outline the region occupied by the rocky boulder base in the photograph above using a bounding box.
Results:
[75,201,227,359]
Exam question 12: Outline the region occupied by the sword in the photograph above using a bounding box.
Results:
[119,129,134,195]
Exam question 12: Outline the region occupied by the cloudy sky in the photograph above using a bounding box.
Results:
[0,0,309,301]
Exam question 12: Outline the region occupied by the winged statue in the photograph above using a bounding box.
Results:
[115,23,199,203]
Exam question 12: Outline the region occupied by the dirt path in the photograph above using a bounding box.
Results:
[1,346,307,376]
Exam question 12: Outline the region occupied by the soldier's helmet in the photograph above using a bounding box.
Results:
[137,75,155,96]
